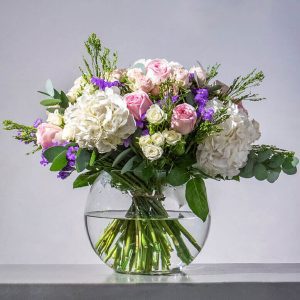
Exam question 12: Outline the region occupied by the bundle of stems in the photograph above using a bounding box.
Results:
[93,194,201,274]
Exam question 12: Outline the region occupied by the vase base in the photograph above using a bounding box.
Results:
[114,266,184,276]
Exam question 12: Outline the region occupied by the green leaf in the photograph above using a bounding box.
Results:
[291,156,299,167]
[53,89,61,100]
[175,153,196,168]
[50,150,68,171]
[254,163,268,181]
[267,154,284,168]
[267,169,281,183]
[45,79,54,97]
[282,157,298,174]
[239,158,254,178]
[185,177,209,222]
[37,91,51,97]
[166,167,190,186]
[131,63,146,74]
[76,148,92,172]
[257,149,272,162]
[40,99,61,106]
[73,171,101,188]
[46,107,65,114]
[89,150,97,167]
[121,156,140,174]
[60,91,69,108]
[112,148,132,167]
[185,92,194,105]
[133,161,154,182]
[43,146,66,162]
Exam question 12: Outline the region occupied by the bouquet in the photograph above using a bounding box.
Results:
[3,34,298,274]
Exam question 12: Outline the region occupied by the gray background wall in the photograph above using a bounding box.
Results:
[0,0,299,264]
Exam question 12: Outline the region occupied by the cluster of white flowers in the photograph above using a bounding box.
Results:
[146,104,167,124]
[139,129,182,161]
[195,99,261,179]
[63,88,136,153]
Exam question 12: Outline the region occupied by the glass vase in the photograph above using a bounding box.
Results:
[84,172,210,275]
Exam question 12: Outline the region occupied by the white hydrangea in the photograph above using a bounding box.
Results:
[63,88,136,153]
[195,99,261,179]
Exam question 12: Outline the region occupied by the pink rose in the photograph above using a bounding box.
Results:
[124,91,153,120]
[110,68,126,81]
[146,59,172,84]
[173,67,189,87]
[36,123,64,149]
[150,85,160,96]
[134,75,154,93]
[171,103,197,135]
[127,68,144,81]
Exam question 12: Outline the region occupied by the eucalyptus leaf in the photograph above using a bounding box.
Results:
[267,154,284,169]
[239,158,254,178]
[73,171,101,188]
[40,99,61,106]
[50,150,68,171]
[89,150,97,167]
[132,63,146,74]
[121,156,140,174]
[257,149,272,162]
[185,177,209,222]
[43,146,66,162]
[46,107,65,114]
[254,163,268,181]
[112,148,132,167]
[45,79,54,97]
[133,161,154,181]
[76,148,92,172]
[267,169,280,183]
[60,91,69,108]
[166,167,190,186]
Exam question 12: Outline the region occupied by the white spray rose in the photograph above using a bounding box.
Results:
[63,89,136,153]
[146,104,166,124]
[66,76,86,103]
[61,125,76,141]
[189,65,206,84]
[142,144,163,161]
[151,132,165,146]
[139,135,152,147]
[195,99,261,179]
[163,130,182,145]
[47,109,63,126]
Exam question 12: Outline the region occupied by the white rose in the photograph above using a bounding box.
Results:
[151,132,165,146]
[139,135,152,147]
[47,109,63,126]
[142,144,163,161]
[189,65,206,84]
[163,130,182,145]
[146,104,166,124]
[66,76,86,103]
[62,125,76,141]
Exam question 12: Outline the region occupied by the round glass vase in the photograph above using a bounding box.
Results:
[85,172,210,275]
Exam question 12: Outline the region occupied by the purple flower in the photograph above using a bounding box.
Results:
[91,77,121,90]
[194,88,209,107]
[189,73,195,81]
[202,108,214,121]
[57,170,71,180]
[40,153,49,166]
[142,129,149,136]
[171,95,179,103]
[123,137,132,148]
[33,118,43,128]
[197,107,214,122]
[66,146,79,161]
